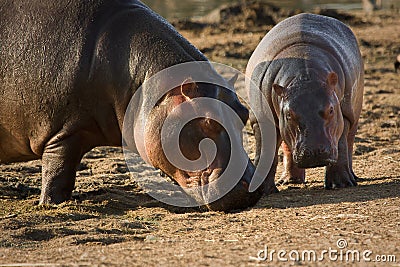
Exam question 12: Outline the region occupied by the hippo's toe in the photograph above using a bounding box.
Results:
[277,174,305,185]
[324,166,357,189]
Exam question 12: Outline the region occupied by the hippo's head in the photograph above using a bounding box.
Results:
[273,72,344,168]
[143,77,262,211]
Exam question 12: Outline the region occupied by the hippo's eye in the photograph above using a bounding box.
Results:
[320,106,334,118]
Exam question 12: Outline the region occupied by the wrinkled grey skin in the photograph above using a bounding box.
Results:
[246,13,364,193]
[0,0,262,211]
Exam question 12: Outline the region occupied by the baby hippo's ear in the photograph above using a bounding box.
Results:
[327,72,338,87]
[180,78,198,100]
[272,84,286,97]
[326,72,338,95]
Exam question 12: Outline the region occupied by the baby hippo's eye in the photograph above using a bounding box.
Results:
[320,106,335,118]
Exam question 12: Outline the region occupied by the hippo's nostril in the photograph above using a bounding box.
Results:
[317,146,331,157]
[298,145,331,159]
[294,144,336,168]
[297,147,313,159]
[313,144,333,159]
[305,148,313,158]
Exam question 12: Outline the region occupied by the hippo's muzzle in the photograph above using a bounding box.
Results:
[294,144,337,168]
[201,160,263,211]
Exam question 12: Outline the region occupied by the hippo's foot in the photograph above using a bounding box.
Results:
[277,176,304,185]
[278,142,306,185]
[277,169,306,185]
[267,184,279,194]
[263,181,279,195]
[324,166,357,189]
[40,190,72,205]
[351,169,363,182]
[261,152,279,195]
[39,134,85,205]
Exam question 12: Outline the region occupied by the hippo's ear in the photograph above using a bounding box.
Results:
[272,84,286,97]
[227,73,239,89]
[180,79,198,100]
[327,72,338,87]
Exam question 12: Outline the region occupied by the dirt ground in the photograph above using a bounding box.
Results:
[0,2,399,266]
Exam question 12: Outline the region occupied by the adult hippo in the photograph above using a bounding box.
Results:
[246,13,364,193]
[0,0,262,211]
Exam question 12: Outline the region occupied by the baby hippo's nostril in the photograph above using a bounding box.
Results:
[316,145,331,158]
[295,147,313,161]
[304,148,313,158]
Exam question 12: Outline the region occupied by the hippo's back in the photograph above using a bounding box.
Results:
[0,0,202,163]
[247,13,362,84]
[0,0,139,161]
[250,13,360,62]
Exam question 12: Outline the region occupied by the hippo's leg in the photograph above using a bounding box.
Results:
[347,122,360,181]
[39,134,85,204]
[252,119,279,194]
[251,117,262,166]
[324,119,357,189]
[264,151,279,194]
[277,141,305,185]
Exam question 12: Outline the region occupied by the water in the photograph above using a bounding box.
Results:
[142,0,397,20]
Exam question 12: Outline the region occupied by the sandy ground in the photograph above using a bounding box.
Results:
[0,2,399,266]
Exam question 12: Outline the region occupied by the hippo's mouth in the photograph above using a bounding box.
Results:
[294,152,337,168]
[180,168,222,188]
[295,158,337,168]
[178,160,260,211]
[292,143,338,168]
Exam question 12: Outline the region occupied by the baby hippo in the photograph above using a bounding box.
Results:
[246,13,364,193]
